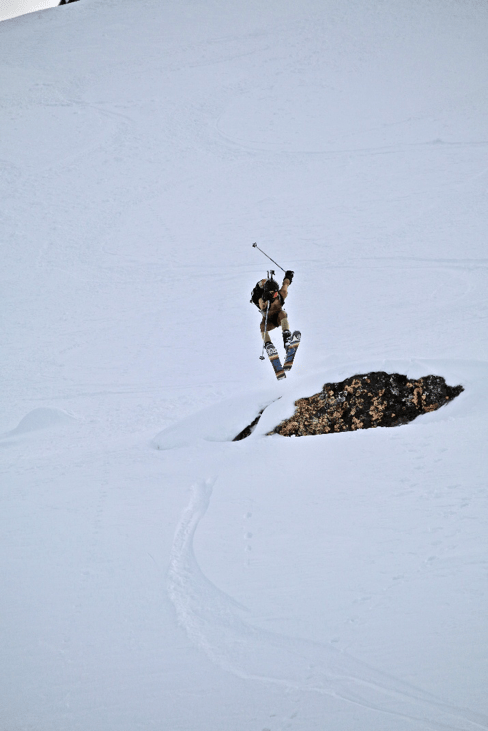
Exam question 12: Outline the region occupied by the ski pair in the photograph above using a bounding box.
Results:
[264,331,301,380]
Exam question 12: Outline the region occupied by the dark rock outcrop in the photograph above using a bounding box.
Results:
[59,0,80,6]
[270,372,463,437]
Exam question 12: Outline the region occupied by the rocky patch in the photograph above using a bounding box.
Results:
[270,372,463,438]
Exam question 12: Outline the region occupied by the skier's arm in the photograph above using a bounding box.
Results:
[280,270,294,299]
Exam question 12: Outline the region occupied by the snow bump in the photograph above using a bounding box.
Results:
[3,407,77,438]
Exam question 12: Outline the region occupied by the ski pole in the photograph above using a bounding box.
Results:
[259,301,270,360]
[252,242,286,273]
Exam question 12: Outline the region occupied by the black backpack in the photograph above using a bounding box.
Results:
[250,281,264,309]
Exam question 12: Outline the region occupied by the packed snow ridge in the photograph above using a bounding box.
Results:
[234,372,463,440]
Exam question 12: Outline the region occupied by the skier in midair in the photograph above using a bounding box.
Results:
[250,244,301,379]
[250,269,300,379]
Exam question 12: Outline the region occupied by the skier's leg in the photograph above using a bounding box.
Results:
[278,311,292,348]
[260,318,276,343]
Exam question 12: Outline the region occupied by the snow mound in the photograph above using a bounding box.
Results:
[152,389,281,450]
[3,407,77,437]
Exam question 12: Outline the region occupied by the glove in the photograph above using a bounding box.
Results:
[285,270,294,283]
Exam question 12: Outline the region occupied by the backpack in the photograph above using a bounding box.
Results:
[250,281,264,309]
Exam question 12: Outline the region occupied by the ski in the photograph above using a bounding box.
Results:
[265,342,286,380]
[283,331,301,372]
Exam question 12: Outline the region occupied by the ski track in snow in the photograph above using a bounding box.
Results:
[168,478,488,731]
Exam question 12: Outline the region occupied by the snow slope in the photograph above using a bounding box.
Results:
[1,1,488,729]
[0,0,59,23]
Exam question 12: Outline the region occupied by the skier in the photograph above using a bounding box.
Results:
[251,270,300,379]
[255,270,295,347]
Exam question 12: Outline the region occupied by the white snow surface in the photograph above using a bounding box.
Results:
[1,1,488,729]
[0,0,59,23]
